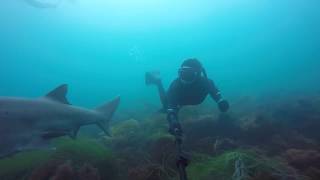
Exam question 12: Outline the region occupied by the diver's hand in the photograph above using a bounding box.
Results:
[218,99,229,112]
[176,153,190,168]
[145,71,161,85]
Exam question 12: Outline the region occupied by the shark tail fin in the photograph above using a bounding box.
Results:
[95,96,120,136]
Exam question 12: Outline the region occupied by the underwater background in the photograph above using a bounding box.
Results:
[0,0,320,180]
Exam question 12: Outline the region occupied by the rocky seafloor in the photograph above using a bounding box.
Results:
[0,95,320,180]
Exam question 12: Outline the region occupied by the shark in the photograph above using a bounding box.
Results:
[24,0,62,8]
[0,84,120,158]
[23,0,75,8]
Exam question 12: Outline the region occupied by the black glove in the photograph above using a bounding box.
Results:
[176,153,189,168]
[218,99,229,112]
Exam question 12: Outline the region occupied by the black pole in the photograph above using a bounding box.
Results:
[174,134,188,180]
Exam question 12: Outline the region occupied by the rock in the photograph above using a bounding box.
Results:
[214,138,238,154]
[78,163,101,180]
[251,171,278,180]
[28,160,61,180]
[147,136,176,169]
[128,164,173,180]
[30,161,102,180]
[50,161,75,180]
[305,167,320,180]
[285,149,320,170]
[190,137,216,154]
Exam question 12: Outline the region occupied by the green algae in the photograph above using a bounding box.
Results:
[188,152,242,180]
[148,131,173,142]
[52,137,113,164]
[111,119,141,137]
[0,137,116,180]
[0,150,53,180]
[187,150,288,180]
[107,117,170,149]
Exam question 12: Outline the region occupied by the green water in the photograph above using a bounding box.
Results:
[1,0,319,112]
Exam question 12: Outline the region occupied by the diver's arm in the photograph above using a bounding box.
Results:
[157,81,168,110]
[208,79,222,102]
[167,108,182,136]
[208,79,229,112]
[166,81,183,135]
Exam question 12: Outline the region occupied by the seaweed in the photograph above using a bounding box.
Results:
[52,137,113,164]
[1,95,320,180]
[0,137,118,180]
[0,150,53,180]
[188,150,303,180]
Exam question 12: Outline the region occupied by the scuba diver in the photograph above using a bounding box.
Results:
[145,58,229,136]
[146,58,229,179]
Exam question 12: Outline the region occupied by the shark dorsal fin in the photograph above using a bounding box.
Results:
[45,84,70,105]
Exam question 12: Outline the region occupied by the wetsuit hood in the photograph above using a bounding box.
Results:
[179,58,207,84]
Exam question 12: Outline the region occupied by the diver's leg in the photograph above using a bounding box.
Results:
[157,80,168,110]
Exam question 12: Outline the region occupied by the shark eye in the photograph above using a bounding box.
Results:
[4,111,9,115]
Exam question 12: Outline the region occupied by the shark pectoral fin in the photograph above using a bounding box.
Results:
[45,84,71,105]
[41,131,68,140]
[97,122,112,137]
[25,137,52,151]
[69,126,80,140]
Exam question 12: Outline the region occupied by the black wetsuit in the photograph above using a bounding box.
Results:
[166,77,221,110]
[156,76,222,135]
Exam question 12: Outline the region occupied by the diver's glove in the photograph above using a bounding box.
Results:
[218,99,229,112]
[176,152,190,168]
[145,71,161,85]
